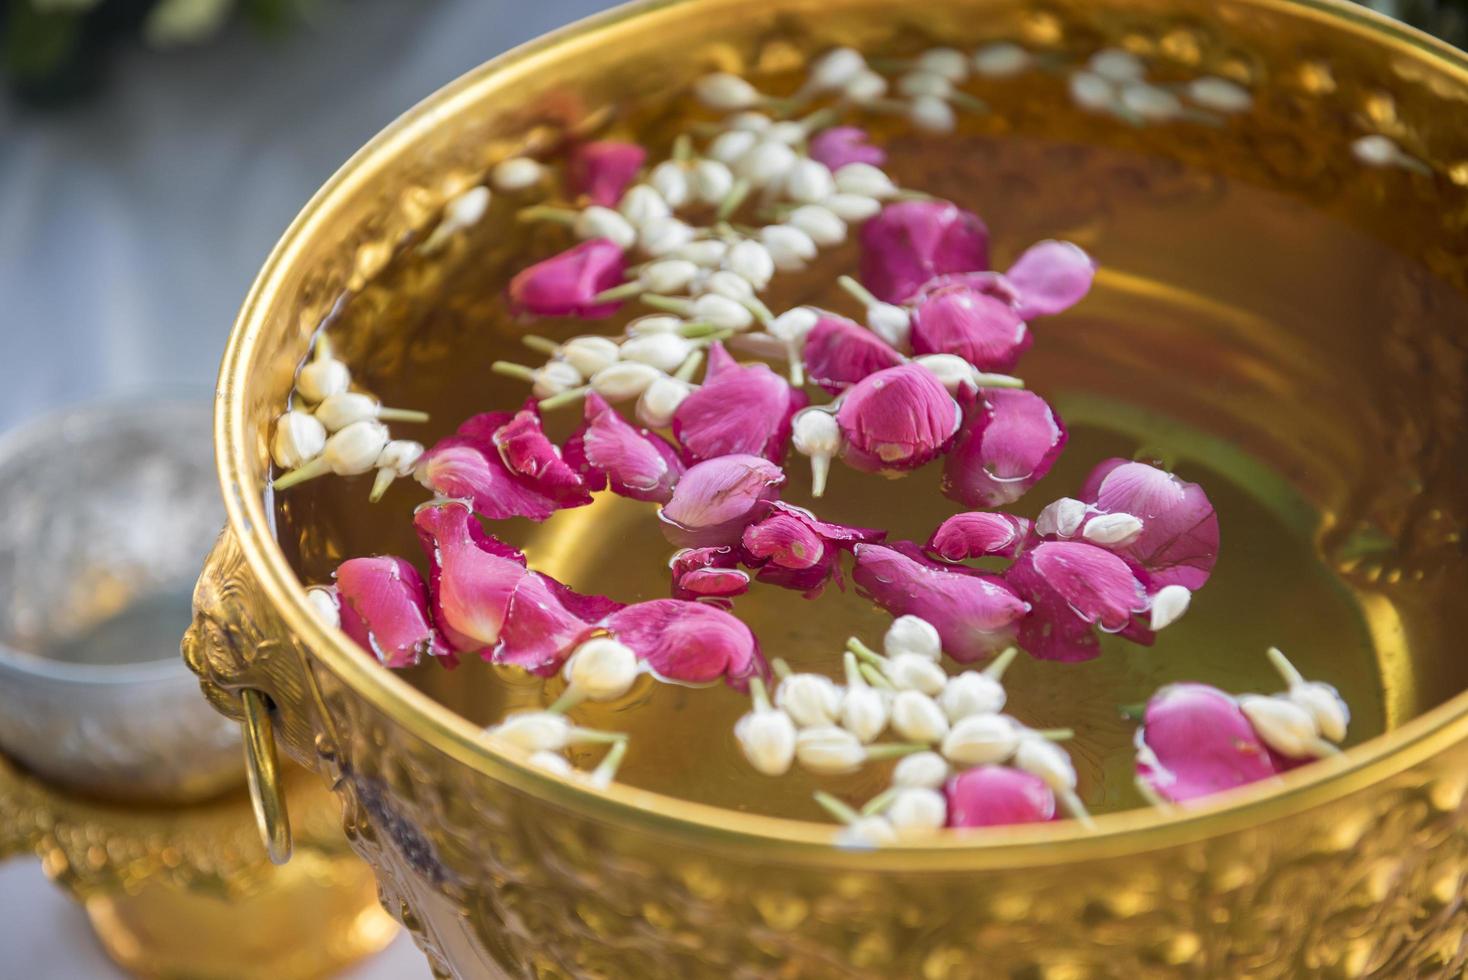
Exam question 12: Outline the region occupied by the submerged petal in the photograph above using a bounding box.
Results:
[910,284,1032,372]
[942,388,1066,508]
[568,140,647,206]
[835,364,962,473]
[600,598,765,688]
[945,765,1057,827]
[852,541,1029,663]
[658,454,785,548]
[1003,240,1096,320]
[673,343,807,462]
[1079,459,1219,590]
[1005,541,1151,662]
[336,556,452,668]
[1136,682,1280,803]
[859,200,991,303]
[412,500,529,655]
[926,512,1033,562]
[802,314,905,394]
[508,239,628,319]
[564,391,684,503]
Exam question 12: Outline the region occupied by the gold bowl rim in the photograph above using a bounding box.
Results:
[219,0,1468,863]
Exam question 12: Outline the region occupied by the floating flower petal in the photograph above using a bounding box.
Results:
[741,501,885,596]
[910,282,1032,373]
[416,436,560,522]
[802,314,905,394]
[1004,541,1151,663]
[563,391,684,503]
[336,556,452,669]
[836,364,962,473]
[672,343,807,463]
[1136,682,1280,803]
[600,598,765,688]
[508,239,628,319]
[926,512,1033,562]
[658,453,785,548]
[998,240,1096,320]
[670,547,750,604]
[943,388,1066,508]
[859,200,990,303]
[945,765,1057,827]
[808,126,887,170]
[1079,458,1219,590]
[485,401,593,508]
[568,141,647,207]
[412,500,529,655]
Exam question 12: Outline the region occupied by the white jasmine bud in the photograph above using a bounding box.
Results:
[972,42,1031,78]
[821,193,882,222]
[619,184,672,227]
[639,258,700,293]
[561,336,621,377]
[890,690,949,743]
[795,725,867,774]
[908,95,956,133]
[638,215,696,256]
[776,673,843,727]
[376,439,423,476]
[916,47,968,81]
[1239,694,1331,758]
[735,705,798,776]
[531,360,584,398]
[769,306,819,344]
[892,751,949,790]
[322,420,390,475]
[272,410,327,469]
[627,314,683,337]
[1036,497,1088,538]
[940,671,1006,722]
[887,787,947,833]
[863,301,911,349]
[709,129,759,166]
[690,293,755,330]
[792,408,841,497]
[808,47,866,92]
[297,356,350,404]
[760,224,818,270]
[726,111,772,132]
[690,159,736,204]
[636,376,692,429]
[834,162,898,199]
[843,69,888,104]
[1266,647,1350,743]
[736,141,799,188]
[912,345,965,382]
[305,586,340,629]
[1014,734,1077,791]
[420,186,491,253]
[315,392,380,431]
[840,685,888,744]
[884,653,948,695]
[885,615,943,661]
[1120,81,1183,121]
[1089,48,1145,83]
[695,72,761,110]
[898,70,953,99]
[649,160,691,208]
[1149,584,1192,631]
[785,158,837,203]
[491,157,545,192]
[528,750,575,776]
[621,332,692,373]
[941,713,1021,765]
[1083,512,1145,546]
[1069,71,1118,113]
[574,205,637,249]
[591,361,662,401]
[785,205,846,247]
[1186,76,1252,113]
[490,712,570,751]
[763,121,806,145]
[564,637,639,701]
[1352,134,1405,168]
[727,239,775,289]
[837,815,897,847]
[705,270,755,301]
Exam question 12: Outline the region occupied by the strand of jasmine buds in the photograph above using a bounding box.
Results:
[271,334,427,497]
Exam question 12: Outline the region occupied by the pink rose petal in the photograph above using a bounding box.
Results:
[945,765,1057,827]
[489,401,593,508]
[568,141,647,207]
[1004,541,1152,663]
[808,126,887,170]
[926,512,1033,562]
[413,500,529,655]
[741,502,885,597]
[673,342,807,463]
[1003,240,1096,320]
[1137,682,1280,803]
[851,541,1029,663]
[859,200,990,304]
[910,283,1032,373]
[493,571,601,675]
[599,598,765,688]
[943,388,1066,508]
[508,238,627,319]
[802,314,905,395]
[658,454,785,548]
[836,364,962,473]
[336,556,452,669]
[415,436,562,522]
[670,547,750,605]
[564,391,684,503]
[1078,459,1219,590]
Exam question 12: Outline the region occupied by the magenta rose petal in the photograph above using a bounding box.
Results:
[564,391,684,503]
[335,556,452,669]
[493,571,601,675]
[1136,682,1281,803]
[487,401,595,508]
[926,512,1033,562]
[741,502,885,597]
[945,765,1058,827]
[1078,458,1219,590]
[858,200,991,304]
[672,342,807,463]
[836,364,962,474]
[659,453,785,548]
[568,141,647,207]
[1004,541,1152,663]
[508,238,628,319]
[599,598,766,689]
[801,314,905,394]
[808,126,887,170]
[412,500,530,656]
[942,388,1066,508]
[1003,240,1097,320]
[851,541,1029,663]
[670,547,750,604]
[415,436,561,521]
[909,283,1032,373]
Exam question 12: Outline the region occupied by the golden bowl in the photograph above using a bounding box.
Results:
[185,0,1468,976]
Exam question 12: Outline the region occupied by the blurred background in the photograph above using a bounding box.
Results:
[0,0,1461,975]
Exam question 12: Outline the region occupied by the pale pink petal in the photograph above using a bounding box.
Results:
[802,314,905,394]
[336,556,452,669]
[568,141,647,207]
[942,388,1066,508]
[908,270,1020,308]
[1137,683,1280,803]
[945,765,1057,827]
[808,127,886,170]
[1079,459,1219,590]
[910,285,1032,372]
[415,436,560,521]
[851,541,1029,663]
[1004,240,1096,320]
[836,364,962,473]
[658,454,785,548]
[599,598,766,688]
[859,200,990,304]
[1004,541,1151,663]
[564,392,684,503]
[673,343,807,463]
[508,239,627,319]
[926,512,1033,562]
[493,572,600,675]
[412,500,529,655]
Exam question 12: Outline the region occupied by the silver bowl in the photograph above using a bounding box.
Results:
[0,400,243,803]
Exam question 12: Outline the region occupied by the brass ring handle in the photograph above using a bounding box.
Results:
[241,688,292,864]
